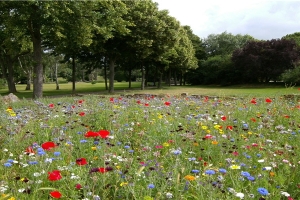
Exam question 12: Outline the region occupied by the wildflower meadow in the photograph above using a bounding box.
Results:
[1,94,300,200]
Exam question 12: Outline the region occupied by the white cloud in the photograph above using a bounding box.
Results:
[154,0,300,40]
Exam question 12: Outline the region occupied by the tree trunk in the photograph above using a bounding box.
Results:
[30,18,43,99]
[168,69,171,87]
[55,63,59,90]
[128,68,132,89]
[2,58,17,93]
[72,56,76,94]
[104,58,108,90]
[141,65,145,90]
[25,72,31,90]
[108,57,115,93]
[7,62,17,93]
[179,71,183,86]
[174,70,177,86]
[157,70,163,89]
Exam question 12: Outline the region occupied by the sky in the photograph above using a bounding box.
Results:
[154,0,300,40]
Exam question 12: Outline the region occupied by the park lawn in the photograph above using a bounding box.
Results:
[0,82,299,99]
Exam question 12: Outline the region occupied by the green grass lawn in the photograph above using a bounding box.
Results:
[0,82,299,99]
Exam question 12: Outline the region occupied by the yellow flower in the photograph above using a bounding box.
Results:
[184,175,196,181]
[201,125,208,130]
[116,165,121,169]
[8,197,15,200]
[248,131,253,135]
[193,142,199,146]
[206,130,211,134]
[229,165,241,169]
[214,125,221,130]
[120,182,128,187]
[163,142,170,147]
[91,147,97,151]
[93,156,98,160]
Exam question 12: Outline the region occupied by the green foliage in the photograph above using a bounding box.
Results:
[281,65,300,84]
[203,31,255,57]
[186,55,233,85]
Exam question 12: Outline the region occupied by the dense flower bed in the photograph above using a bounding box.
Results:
[0,95,299,199]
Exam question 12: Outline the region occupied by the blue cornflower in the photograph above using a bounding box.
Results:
[124,145,130,149]
[173,149,182,155]
[37,149,46,156]
[94,141,99,145]
[147,184,155,189]
[191,169,200,174]
[247,176,255,181]
[241,171,251,177]
[219,168,227,174]
[205,169,216,175]
[256,153,261,157]
[54,152,61,156]
[28,161,38,165]
[7,159,14,163]
[80,139,88,143]
[129,150,134,153]
[257,187,269,196]
[188,157,196,161]
[4,163,12,167]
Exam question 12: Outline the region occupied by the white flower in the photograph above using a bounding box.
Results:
[166,192,173,199]
[33,172,41,177]
[235,192,244,199]
[257,159,265,163]
[18,188,26,192]
[263,166,272,170]
[280,191,290,197]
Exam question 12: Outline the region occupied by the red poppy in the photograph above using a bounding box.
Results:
[98,167,107,173]
[25,146,35,154]
[71,105,75,109]
[48,170,62,181]
[49,104,54,108]
[144,103,149,107]
[98,130,109,139]
[76,158,88,165]
[41,141,56,150]
[164,101,171,106]
[84,131,99,138]
[250,118,257,122]
[205,134,213,139]
[110,97,114,102]
[226,126,233,131]
[203,96,209,102]
[75,184,82,190]
[283,115,290,118]
[250,98,257,104]
[79,112,85,116]
[136,100,141,104]
[265,98,272,103]
[78,100,84,104]
[221,116,227,121]
[50,191,62,198]
[232,151,239,156]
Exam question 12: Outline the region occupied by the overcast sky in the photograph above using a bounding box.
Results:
[154,0,300,40]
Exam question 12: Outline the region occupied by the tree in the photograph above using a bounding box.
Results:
[0,2,32,93]
[203,31,255,57]
[283,32,300,47]
[232,39,300,83]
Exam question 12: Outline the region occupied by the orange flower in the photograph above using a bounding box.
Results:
[184,175,196,181]
[211,141,218,145]
[269,172,275,177]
